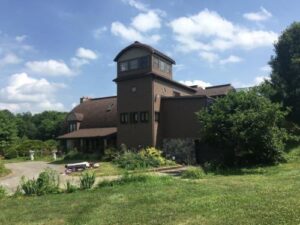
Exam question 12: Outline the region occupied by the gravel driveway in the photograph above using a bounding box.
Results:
[0,161,75,193]
[0,161,120,194]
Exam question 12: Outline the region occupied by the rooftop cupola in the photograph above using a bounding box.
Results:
[114,41,176,80]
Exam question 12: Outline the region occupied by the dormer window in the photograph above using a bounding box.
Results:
[69,122,77,132]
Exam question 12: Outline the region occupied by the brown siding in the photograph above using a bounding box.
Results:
[116,76,153,148]
[160,97,208,143]
[152,79,194,146]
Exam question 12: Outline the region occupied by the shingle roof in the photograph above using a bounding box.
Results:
[114,72,197,93]
[114,41,176,64]
[69,96,117,129]
[193,84,234,97]
[58,127,117,139]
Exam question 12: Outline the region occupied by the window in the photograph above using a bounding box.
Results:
[129,59,138,70]
[140,111,149,123]
[130,112,139,123]
[153,56,171,74]
[155,112,160,122]
[153,57,159,68]
[140,56,149,68]
[120,61,128,72]
[159,60,165,71]
[119,56,149,73]
[120,113,129,124]
[69,123,77,132]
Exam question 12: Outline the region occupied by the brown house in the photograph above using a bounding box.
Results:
[58,41,234,155]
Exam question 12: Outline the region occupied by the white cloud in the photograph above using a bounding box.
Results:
[180,80,212,88]
[15,35,27,42]
[0,73,65,112]
[0,53,22,67]
[233,75,271,88]
[254,75,270,85]
[26,59,73,76]
[260,65,272,72]
[220,55,242,64]
[131,11,161,32]
[76,47,98,60]
[93,26,107,39]
[243,7,272,21]
[199,51,219,63]
[122,0,148,12]
[70,57,89,68]
[111,21,161,44]
[169,9,278,53]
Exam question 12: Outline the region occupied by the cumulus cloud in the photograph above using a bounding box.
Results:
[111,21,161,44]
[0,53,22,67]
[0,73,65,112]
[111,1,163,44]
[169,9,278,53]
[220,55,242,64]
[243,7,272,21]
[179,80,212,88]
[26,59,73,76]
[131,11,161,32]
[76,47,98,60]
[233,76,271,88]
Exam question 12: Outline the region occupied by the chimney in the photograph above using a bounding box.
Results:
[80,96,91,103]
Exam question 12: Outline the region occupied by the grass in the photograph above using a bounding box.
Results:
[0,160,10,177]
[1,146,300,225]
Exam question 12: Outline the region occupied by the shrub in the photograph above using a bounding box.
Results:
[20,177,38,196]
[0,161,9,177]
[65,180,78,193]
[20,168,60,196]
[197,90,288,166]
[102,147,119,161]
[80,172,95,190]
[36,168,60,195]
[113,147,175,170]
[181,167,206,179]
[0,186,6,198]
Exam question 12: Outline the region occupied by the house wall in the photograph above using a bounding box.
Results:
[152,79,194,147]
[160,97,207,140]
[116,76,153,148]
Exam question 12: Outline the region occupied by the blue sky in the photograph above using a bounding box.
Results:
[0,0,299,113]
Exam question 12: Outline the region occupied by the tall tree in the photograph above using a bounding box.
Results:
[15,112,37,139]
[32,111,67,140]
[0,110,18,154]
[269,22,300,125]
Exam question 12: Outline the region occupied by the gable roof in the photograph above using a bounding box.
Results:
[193,84,234,97]
[69,96,117,129]
[114,41,176,64]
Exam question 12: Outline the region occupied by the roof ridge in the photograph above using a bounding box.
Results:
[205,84,232,89]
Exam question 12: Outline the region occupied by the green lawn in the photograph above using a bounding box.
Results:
[1,147,300,225]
